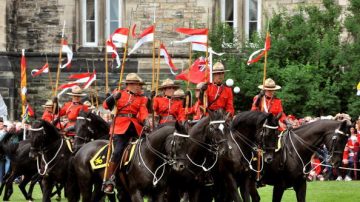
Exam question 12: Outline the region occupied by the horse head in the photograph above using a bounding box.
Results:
[74,110,109,151]
[326,119,352,168]
[257,112,281,163]
[207,109,230,155]
[28,120,60,158]
[165,121,189,172]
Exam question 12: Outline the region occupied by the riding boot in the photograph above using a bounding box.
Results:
[103,162,117,194]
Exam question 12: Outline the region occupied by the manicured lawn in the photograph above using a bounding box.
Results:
[6,181,360,201]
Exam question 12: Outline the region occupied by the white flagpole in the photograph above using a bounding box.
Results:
[209,47,213,83]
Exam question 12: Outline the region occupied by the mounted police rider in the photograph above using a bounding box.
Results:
[102,73,149,194]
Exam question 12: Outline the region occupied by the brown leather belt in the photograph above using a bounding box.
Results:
[117,113,136,118]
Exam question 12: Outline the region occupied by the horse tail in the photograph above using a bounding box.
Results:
[66,156,80,202]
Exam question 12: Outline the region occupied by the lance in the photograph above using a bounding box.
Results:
[155,40,161,95]
[54,21,66,96]
[185,42,192,116]
[45,54,54,94]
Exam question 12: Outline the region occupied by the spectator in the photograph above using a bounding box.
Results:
[339,127,359,181]
[0,117,6,183]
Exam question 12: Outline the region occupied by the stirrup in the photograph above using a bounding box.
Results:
[103,179,115,194]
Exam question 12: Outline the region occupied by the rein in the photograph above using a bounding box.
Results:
[138,131,188,185]
[288,128,349,175]
[185,119,227,172]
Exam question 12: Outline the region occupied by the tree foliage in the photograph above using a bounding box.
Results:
[209,0,359,118]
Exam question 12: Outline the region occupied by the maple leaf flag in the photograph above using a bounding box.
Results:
[174,28,208,44]
[31,63,49,77]
[106,39,121,68]
[111,27,129,44]
[247,32,271,65]
[60,40,73,69]
[128,25,154,55]
[160,43,178,75]
[175,57,209,84]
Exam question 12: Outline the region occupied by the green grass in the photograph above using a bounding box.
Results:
[7,181,360,201]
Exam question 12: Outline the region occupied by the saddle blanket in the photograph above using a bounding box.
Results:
[90,144,114,170]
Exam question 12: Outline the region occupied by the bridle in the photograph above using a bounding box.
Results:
[74,116,95,145]
[28,126,64,176]
[186,119,228,172]
[139,130,189,185]
[257,119,279,151]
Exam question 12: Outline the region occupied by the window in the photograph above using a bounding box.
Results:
[81,0,98,47]
[221,0,238,28]
[245,0,262,40]
[105,0,123,39]
[81,0,124,47]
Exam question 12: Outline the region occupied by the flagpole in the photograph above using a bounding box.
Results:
[155,40,161,95]
[90,58,99,109]
[105,40,109,94]
[54,21,66,96]
[262,22,270,85]
[45,54,54,95]
[118,32,131,90]
[85,59,94,106]
[203,8,210,114]
[185,42,192,115]
[151,5,157,92]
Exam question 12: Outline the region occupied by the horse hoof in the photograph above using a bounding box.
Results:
[56,196,61,201]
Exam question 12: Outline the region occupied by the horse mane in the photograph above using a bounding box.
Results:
[88,112,110,133]
[232,111,267,130]
[33,120,60,138]
[189,116,210,136]
[0,130,22,158]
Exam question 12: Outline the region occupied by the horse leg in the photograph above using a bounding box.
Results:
[239,177,251,202]
[3,175,14,201]
[130,189,143,202]
[41,178,55,202]
[27,176,39,201]
[248,180,260,202]
[294,180,307,202]
[78,179,92,202]
[272,185,285,202]
[18,175,32,200]
[224,173,242,202]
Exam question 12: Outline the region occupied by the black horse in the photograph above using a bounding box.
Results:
[166,110,233,202]
[28,120,73,202]
[256,119,352,202]
[229,111,281,202]
[0,130,39,201]
[73,110,110,152]
[67,110,116,202]
[67,120,189,202]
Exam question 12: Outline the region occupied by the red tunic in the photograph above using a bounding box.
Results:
[153,96,185,124]
[59,102,89,129]
[42,110,55,123]
[103,90,148,136]
[343,138,359,162]
[206,83,234,116]
[251,95,287,130]
[187,100,203,120]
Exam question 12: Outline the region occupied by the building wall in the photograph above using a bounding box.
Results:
[0,1,6,51]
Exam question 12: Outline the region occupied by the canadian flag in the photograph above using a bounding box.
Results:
[247,32,271,65]
[106,39,121,68]
[111,27,129,44]
[128,25,154,55]
[83,71,96,89]
[60,40,73,69]
[160,43,178,75]
[175,57,209,84]
[31,63,49,77]
[174,28,208,44]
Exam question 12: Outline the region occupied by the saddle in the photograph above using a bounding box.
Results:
[119,138,139,170]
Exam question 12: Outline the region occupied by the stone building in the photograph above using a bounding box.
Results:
[0,0,347,120]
